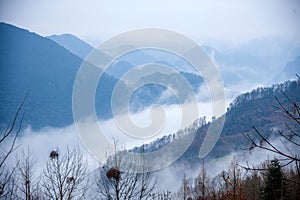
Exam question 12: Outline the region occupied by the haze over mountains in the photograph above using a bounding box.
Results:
[49,31,300,89]
[1,22,300,130]
[0,23,205,129]
[1,22,300,193]
[273,56,300,83]
[133,79,300,160]
[125,78,300,190]
[1,0,300,197]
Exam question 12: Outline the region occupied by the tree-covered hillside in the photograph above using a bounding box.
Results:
[131,79,300,166]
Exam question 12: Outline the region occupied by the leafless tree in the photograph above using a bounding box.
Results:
[228,157,245,200]
[177,174,192,200]
[150,191,173,199]
[193,162,211,199]
[95,139,156,200]
[0,93,28,198]
[15,147,41,200]
[41,147,89,200]
[242,169,263,200]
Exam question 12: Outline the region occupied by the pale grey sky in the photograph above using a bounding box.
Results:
[0,0,299,46]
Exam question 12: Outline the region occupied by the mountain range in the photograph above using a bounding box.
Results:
[48,31,300,88]
[0,23,204,129]
[1,22,300,184]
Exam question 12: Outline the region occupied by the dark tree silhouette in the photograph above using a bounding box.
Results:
[262,159,286,200]
[0,93,28,199]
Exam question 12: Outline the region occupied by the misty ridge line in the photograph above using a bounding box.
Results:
[1,22,299,130]
[0,22,300,198]
[1,38,298,156]
[13,79,299,163]
[0,23,298,161]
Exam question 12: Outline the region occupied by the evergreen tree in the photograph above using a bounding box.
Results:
[262,159,286,200]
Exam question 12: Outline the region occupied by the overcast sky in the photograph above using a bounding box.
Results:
[0,0,299,46]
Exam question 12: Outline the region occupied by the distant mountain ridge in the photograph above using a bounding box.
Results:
[48,33,206,110]
[3,22,297,134]
[204,40,300,86]
[47,34,94,59]
[273,56,300,83]
[48,32,300,89]
[0,23,205,129]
